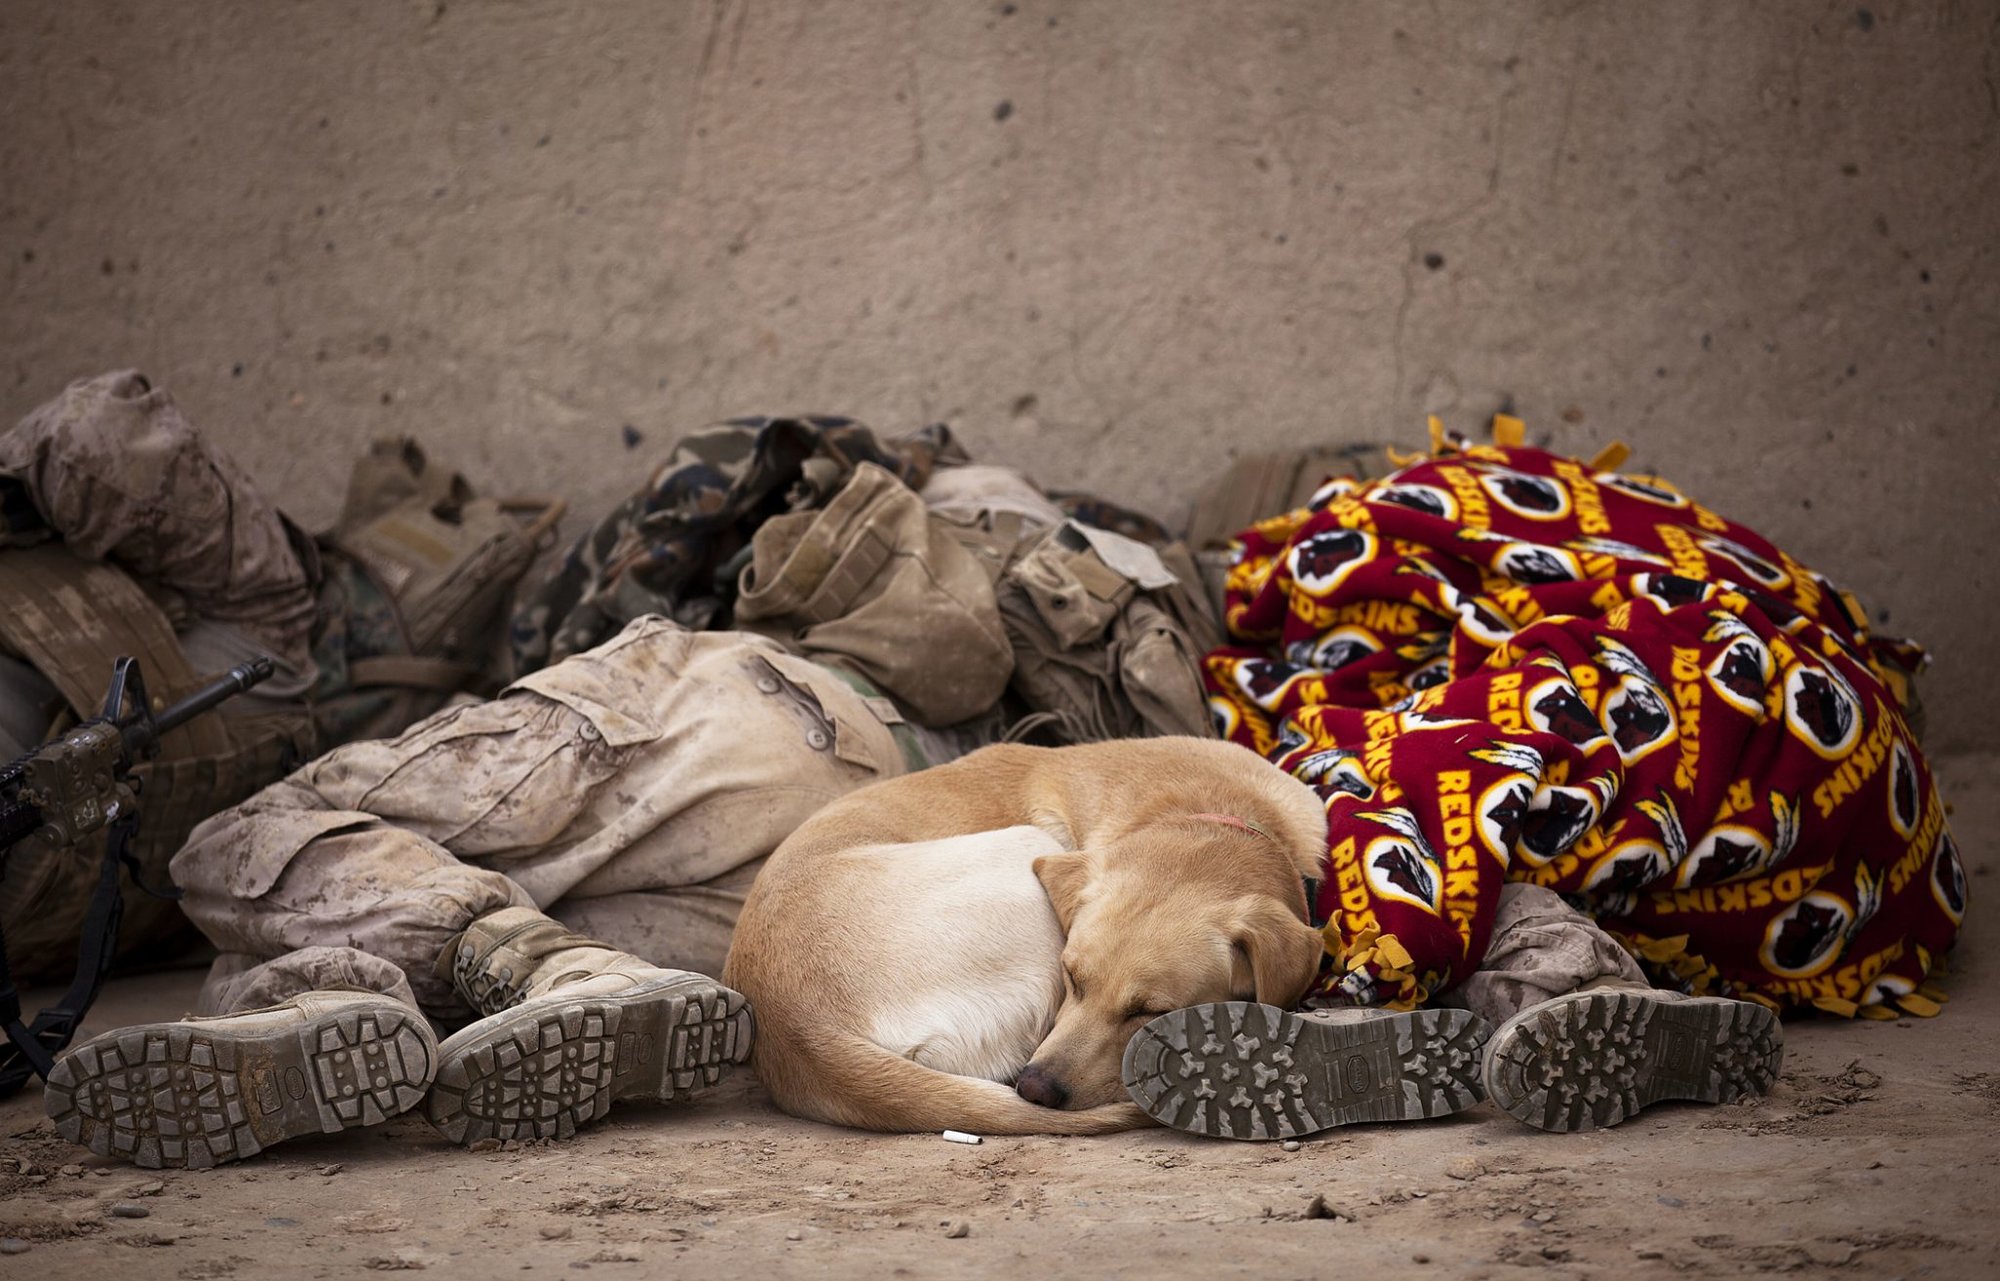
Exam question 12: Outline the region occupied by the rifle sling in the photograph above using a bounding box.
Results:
[0,816,133,1096]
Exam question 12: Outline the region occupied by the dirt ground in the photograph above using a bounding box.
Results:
[1,753,1994,1280]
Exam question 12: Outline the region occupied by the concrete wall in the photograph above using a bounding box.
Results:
[3,0,1995,750]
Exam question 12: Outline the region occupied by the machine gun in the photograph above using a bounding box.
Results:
[0,655,274,1096]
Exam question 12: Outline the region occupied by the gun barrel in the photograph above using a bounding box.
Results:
[140,657,277,744]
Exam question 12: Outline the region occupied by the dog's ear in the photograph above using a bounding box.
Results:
[1233,898,1325,1008]
[1032,852,1093,933]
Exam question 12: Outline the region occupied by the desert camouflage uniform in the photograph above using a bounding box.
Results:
[1,373,553,979]
[0,369,320,711]
[175,446,1244,1027]
[175,615,913,1023]
[174,464,1062,1018]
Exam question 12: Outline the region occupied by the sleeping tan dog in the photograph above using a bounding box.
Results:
[721,737,1329,1134]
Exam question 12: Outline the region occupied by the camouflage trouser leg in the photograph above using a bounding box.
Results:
[173,618,906,1023]
[196,946,424,1017]
[1439,883,1652,1025]
[0,369,318,686]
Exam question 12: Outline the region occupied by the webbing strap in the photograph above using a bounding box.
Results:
[0,545,225,758]
[0,815,135,1096]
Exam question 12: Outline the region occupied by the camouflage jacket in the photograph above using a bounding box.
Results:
[508,416,966,674]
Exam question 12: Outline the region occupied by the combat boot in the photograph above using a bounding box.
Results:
[44,989,435,1169]
[1482,983,1782,1132]
[1121,1001,1490,1141]
[425,906,753,1145]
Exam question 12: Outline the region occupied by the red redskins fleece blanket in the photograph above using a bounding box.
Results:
[1204,418,1962,1019]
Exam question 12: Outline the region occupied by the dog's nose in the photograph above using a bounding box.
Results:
[1015,1063,1070,1109]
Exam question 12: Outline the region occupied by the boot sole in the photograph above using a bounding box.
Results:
[1122,1001,1489,1141]
[424,973,753,1145]
[43,1001,434,1169]
[1483,990,1783,1132]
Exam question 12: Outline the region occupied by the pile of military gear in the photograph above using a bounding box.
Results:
[508,413,1222,749]
[0,374,1239,1017]
[0,372,557,980]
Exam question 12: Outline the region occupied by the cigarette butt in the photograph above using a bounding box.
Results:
[941,1130,982,1145]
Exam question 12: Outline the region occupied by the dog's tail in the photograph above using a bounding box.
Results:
[756,1033,1150,1136]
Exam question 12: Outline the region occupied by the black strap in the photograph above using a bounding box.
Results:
[1302,874,1328,929]
[0,811,143,1096]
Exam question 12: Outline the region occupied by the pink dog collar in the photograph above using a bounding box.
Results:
[1187,811,1272,840]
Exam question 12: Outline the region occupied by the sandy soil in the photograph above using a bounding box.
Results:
[2,753,1995,1280]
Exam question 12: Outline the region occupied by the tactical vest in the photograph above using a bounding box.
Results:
[942,510,1223,745]
[0,437,562,978]
[0,545,312,979]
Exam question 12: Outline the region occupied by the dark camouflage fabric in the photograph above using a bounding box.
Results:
[305,554,433,746]
[0,476,44,546]
[1045,491,1176,548]
[509,416,966,673]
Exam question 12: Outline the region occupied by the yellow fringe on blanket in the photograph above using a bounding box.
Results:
[1325,922,1425,1009]
[1589,441,1632,471]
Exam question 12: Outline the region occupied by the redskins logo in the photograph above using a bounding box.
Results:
[1495,542,1583,585]
[1887,739,1921,839]
[1407,655,1452,691]
[1594,472,1689,508]
[1289,625,1382,674]
[1585,839,1670,905]
[1526,677,1609,750]
[1604,674,1677,763]
[1363,834,1443,914]
[1479,776,1536,863]
[1373,483,1458,521]
[1478,467,1572,521]
[1782,662,1863,760]
[1275,719,1310,754]
[1851,864,1883,944]
[1515,785,1599,867]
[1932,830,1967,925]
[1760,892,1853,979]
[1443,586,1516,647]
[1698,534,1791,591]
[1677,824,1772,887]
[1288,528,1375,597]
[1234,658,1312,712]
[1632,573,1717,611]
[1306,476,1361,510]
[1208,695,1242,740]
[1706,635,1773,717]
[1744,586,1811,635]
[1292,748,1375,803]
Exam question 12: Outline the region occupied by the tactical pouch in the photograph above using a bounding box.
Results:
[313,438,564,744]
[0,544,312,979]
[996,522,1220,744]
[734,462,1013,727]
